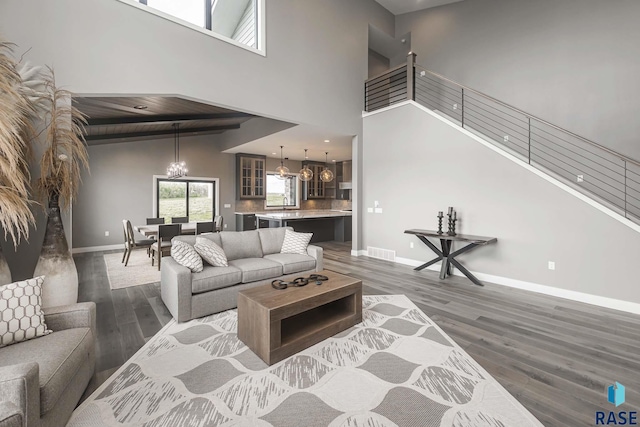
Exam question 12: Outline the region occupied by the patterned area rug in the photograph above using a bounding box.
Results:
[104,250,160,290]
[69,295,542,426]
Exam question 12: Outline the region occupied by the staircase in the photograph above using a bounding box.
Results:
[365,54,640,225]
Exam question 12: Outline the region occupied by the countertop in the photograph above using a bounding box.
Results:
[235,210,352,220]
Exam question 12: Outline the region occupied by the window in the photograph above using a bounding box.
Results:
[265,173,300,209]
[121,0,263,52]
[156,178,217,222]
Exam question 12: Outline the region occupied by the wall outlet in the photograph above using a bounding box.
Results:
[503,135,509,143]
[410,242,414,248]
[548,261,555,270]
[577,175,584,183]
[223,203,231,208]
[104,231,109,237]
[453,103,458,110]
[367,207,373,213]
[420,70,426,77]
[224,223,227,229]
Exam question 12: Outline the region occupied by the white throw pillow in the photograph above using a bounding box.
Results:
[0,276,52,348]
[194,237,228,267]
[171,240,203,273]
[281,229,313,255]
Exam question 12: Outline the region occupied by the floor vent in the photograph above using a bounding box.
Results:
[367,246,396,262]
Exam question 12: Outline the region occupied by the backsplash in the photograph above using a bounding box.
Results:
[235,198,351,212]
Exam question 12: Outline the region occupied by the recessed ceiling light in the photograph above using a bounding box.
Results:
[324,139,330,143]
[133,105,148,110]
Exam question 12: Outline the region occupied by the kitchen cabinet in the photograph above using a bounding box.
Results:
[336,160,352,200]
[302,162,326,200]
[236,154,266,200]
[236,213,257,231]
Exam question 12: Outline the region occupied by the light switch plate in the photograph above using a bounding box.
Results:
[374,208,383,214]
[367,207,373,213]
[224,203,231,208]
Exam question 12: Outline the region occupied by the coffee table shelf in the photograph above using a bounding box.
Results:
[237,270,362,365]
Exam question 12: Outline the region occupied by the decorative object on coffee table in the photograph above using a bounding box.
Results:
[33,67,89,308]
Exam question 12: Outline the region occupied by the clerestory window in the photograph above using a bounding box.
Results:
[120,0,263,53]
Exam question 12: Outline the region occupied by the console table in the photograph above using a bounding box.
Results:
[404,229,497,287]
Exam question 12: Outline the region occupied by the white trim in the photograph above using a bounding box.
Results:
[351,249,367,257]
[152,175,220,219]
[392,256,640,315]
[72,244,123,254]
[114,0,266,57]
[364,101,640,235]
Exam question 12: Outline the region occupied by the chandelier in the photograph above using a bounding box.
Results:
[299,149,313,182]
[275,145,289,179]
[319,151,334,182]
[167,123,187,179]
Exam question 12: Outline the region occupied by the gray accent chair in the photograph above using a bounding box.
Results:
[161,227,323,321]
[0,302,96,427]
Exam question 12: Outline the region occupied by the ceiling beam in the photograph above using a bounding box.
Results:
[86,112,253,126]
[73,97,157,116]
[84,124,241,142]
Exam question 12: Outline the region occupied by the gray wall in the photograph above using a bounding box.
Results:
[73,134,236,249]
[396,0,640,160]
[368,49,390,78]
[363,103,640,305]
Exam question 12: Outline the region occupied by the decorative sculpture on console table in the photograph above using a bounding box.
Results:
[447,206,457,236]
[436,211,444,234]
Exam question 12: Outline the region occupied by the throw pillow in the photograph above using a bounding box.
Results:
[171,240,203,273]
[0,276,52,348]
[194,237,228,267]
[281,229,313,255]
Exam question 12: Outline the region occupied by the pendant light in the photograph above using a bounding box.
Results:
[275,145,289,179]
[299,149,313,182]
[167,123,188,179]
[320,151,334,182]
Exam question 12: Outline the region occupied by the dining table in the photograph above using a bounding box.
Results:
[134,222,197,237]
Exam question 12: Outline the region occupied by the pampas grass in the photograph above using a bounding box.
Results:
[0,41,36,246]
[37,67,89,210]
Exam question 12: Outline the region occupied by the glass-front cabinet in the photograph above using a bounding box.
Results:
[236,153,266,199]
[302,162,326,200]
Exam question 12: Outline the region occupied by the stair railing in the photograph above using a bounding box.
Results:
[364,53,640,223]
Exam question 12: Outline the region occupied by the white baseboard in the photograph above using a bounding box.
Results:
[72,244,123,254]
[351,250,367,256]
[392,256,640,315]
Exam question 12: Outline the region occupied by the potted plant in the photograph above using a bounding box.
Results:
[0,41,37,285]
[32,67,89,307]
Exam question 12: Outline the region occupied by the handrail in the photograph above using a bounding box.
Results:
[414,65,640,168]
[363,52,640,223]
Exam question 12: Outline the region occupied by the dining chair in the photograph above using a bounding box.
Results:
[146,217,165,225]
[214,215,223,232]
[122,220,155,266]
[171,216,189,224]
[196,221,215,235]
[150,223,181,270]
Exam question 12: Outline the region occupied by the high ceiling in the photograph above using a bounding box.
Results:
[374,0,463,15]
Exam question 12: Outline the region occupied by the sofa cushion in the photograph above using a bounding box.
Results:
[0,327,93,416]
[194,237,228,267]
[228,258,283,283]
[171,240,204,273]
[191,266,242,294]
[257,227,292,255]
[263,253,317,274]
[0,276,51,348]
[281,229,313,254]
[220,230,263,261]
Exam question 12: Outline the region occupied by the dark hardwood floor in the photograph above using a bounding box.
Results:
[75,242,640,426]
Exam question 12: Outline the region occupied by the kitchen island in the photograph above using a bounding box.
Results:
[254,210,352,243]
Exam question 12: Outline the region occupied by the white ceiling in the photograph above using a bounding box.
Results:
[223,124,353,163]
[374,0,463,15]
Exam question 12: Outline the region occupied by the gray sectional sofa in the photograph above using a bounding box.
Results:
[161,227,323,322]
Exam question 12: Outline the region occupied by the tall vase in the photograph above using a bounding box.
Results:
[0,245,11,286]
[34,191,78,308]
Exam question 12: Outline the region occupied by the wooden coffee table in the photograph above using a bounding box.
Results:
[237,270,362,365]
